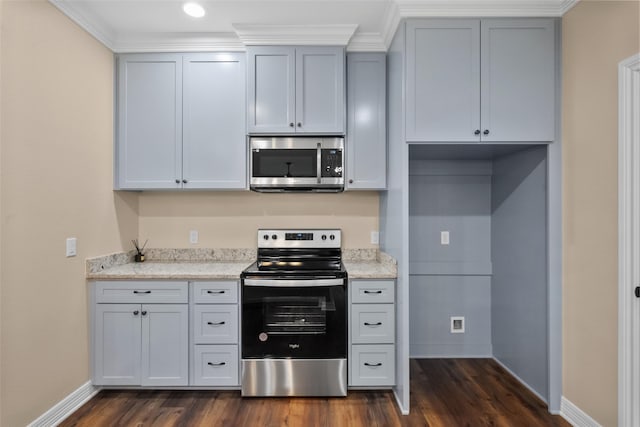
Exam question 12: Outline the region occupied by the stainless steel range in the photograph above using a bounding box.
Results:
[240,229,347,397]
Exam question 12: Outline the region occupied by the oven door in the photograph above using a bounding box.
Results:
[241,277,346,359]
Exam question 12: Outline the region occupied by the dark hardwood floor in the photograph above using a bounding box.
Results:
[60,359,570,427]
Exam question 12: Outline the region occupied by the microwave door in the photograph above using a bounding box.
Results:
[251,148,319,188]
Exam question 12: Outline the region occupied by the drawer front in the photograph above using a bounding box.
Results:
[350,344,395,386]
[193,345,239,386]
[193,305,239,344]
[351,304,395,344]
[351,280,395,304]
[94,281,188,304]
[192,281,238,304]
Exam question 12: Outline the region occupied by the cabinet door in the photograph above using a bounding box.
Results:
[247,47,295,134]
[183,53,247,189]
[346,53,386,190]
[295,47,345,134]
[480,19,555,142]
[94,304,141,386]
[406,20,480,142]
[117,54,183,189]
[141,304,189,386]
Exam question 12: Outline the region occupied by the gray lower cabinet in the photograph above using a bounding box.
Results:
[346,53,386,190]
[116,53,246,190]
[349,279,396,387]
[405,18,555,142]
[190,281,240,386]
[247,46,345,134]
[92,281,189,386]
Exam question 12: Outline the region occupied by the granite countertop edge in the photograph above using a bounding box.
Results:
[86,248,397,280]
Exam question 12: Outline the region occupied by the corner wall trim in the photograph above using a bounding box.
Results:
[560,397,602,427]
[27,381,99,427]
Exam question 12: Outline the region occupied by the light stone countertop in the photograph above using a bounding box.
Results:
[86,248,397,281]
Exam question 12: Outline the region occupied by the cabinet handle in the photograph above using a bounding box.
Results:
[364,362,382,367]
[364,322,382,326]
[474,129,481,135]
[208,362,226,366]
[207,290,226,294]
[133,310,139,315]
[364,290,382,294]
[635,286,640,298]
[182,179,188,184]
[133,290,151,294]
[483,130,490,135]
[289,123,294,127]
[207,321,226,326]
[141,311,147,316]
[175,179,180,184]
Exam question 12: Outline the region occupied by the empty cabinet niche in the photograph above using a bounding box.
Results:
[408,144,549,401]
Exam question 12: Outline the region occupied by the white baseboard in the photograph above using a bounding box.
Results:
[560,396,602,427]
[28,381,100,427]
[393,387,409,415]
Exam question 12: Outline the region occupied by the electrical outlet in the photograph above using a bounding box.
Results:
[451,316,465,333]
[66,237,77,257]
[371,231,379,245]
[441,231,450,245]
[189,230,199,244]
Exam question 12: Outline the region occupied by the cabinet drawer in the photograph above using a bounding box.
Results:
[193,345,239,386]
[351,280,395,304]
[94,281,188,304]
[351,304,395,344]
[192,281,238,304]
[193,305,238,344]
[350,344,395,386]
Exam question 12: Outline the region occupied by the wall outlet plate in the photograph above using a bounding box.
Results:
[371,231,379,245]
[66,237,77,257]
[451,316,465,333]
[189,230,198,244]
[441,231,450,245]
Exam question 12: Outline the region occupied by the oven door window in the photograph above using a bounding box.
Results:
[242,284,346,359]
[252,149,317,178]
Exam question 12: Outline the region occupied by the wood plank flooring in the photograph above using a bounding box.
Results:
[60,359,570,427]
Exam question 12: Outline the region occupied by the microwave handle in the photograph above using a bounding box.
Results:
[316,142,322,184]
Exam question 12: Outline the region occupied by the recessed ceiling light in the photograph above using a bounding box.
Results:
[183,2,205,18]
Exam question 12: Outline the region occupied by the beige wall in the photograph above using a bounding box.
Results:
[0,1,138,426]
[562,1,639,425]
[138,192,379,249]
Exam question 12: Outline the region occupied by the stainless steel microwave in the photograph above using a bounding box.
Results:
[249,137,344,192]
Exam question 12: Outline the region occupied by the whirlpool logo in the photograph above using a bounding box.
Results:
[288,343,300,349]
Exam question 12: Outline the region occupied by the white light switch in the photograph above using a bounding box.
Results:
[66,237,77,257]
[371,231,379,245]
[190,230,199,244]
[440,231,450,245]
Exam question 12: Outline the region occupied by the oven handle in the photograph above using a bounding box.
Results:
[243,278,344,287]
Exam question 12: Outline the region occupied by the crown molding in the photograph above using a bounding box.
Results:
[232,24,358,46]
[49,0,115,50]
[396,0,578,17]
[111,33,245,53]
[347,32,387,52]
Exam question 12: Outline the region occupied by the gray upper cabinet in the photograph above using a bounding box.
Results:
[406,19,555,143]
[247,46,345,134]
[117,54,183,189]
[346,53,386,190]
[182,53,246,189]
[116,53,246,190]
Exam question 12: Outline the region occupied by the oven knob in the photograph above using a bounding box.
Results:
[263,235,269,240]
[321,235,327,240]
[330,234,335,240]
[272,234,278,240]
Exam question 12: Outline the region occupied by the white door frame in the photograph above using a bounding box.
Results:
[618,52,640,427]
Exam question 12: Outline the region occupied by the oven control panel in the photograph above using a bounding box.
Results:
[258,229,341,248]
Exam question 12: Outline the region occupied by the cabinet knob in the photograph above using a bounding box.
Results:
[289,123,294,127]
[175,179,180,184]
[133,310,139,315]
[474,130,481,135]
[141,310,147,316]
[483,129,490,135]
[182,179,187,184]
[348,179,354,184]
[297,122,302,127]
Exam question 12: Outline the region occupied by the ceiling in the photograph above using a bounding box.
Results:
[49,0,578,52]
